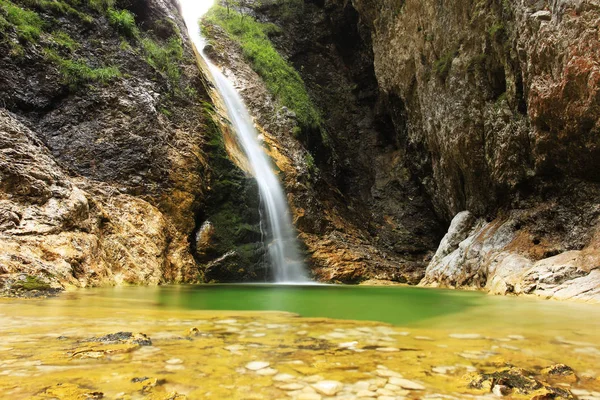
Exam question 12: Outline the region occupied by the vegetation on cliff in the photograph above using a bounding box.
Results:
[203,5,322,131]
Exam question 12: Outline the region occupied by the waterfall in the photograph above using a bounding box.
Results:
[179,0,309,283]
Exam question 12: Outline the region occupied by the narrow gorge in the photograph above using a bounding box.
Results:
[1,0,600,300]
[1,0,600,398]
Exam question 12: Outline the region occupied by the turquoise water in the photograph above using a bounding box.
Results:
[154,284,482,325]
[61,284,600,333]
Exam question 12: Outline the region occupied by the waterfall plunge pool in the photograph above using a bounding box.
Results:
[1,285,599,399]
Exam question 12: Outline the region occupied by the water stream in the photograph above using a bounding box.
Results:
[179,0,308,282]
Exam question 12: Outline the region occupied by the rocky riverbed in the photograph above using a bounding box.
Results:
[1,291,599,399]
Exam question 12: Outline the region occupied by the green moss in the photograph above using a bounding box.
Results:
[0,0,44,42]
[13,276,52,291]
[45,48,121,87]
[204,5,322,130]
[107,8,138,38]
[433,48,458,81]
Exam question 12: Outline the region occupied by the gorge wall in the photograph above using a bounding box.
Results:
[203,0,600,300]
[0,0,269,295]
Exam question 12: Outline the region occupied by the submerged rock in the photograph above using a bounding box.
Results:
[84,332,152,346]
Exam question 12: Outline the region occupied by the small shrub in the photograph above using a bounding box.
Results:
[107,8,138,38]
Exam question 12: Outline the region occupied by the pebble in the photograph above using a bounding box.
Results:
[245,361,270,371]
[257,367,278,376]
[312,380,343,396]
[279,383,305,390]
[297,394,322,400]
[376,369,402,378]
[304,375,324,383]
[388,377,425,390]
[354,381,371,391]
[449,333,482,340]
[273,373,296,382]
[165,358,183,365]
[215,319,237,325]
[339,341,359,348]
[357,390,377,397]
[492,384,510,396]
[415,336,434,341]
[224,345,244,352]
[507,335,525,340]
[432,366,455,374]
[375,347,400,352]
[376,388,396,396]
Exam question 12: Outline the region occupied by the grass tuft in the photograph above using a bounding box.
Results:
[141,35,183,89]
[107,7,138,38]
[51,30,78,51]
[0,0,44,42]
[45,48,121,87]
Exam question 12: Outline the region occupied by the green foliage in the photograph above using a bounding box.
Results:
[87,0,114,12]
[51,30,78,51]
[433,48,458,80]
[141,35,183,88]
[45,48,121,87]
[0,0,43,42]
[107,7,138,38]
[305,152,316,173]
[488,22,505,41]
[274,0,303,22]
[20,0,93,23]
[204,5,321,130]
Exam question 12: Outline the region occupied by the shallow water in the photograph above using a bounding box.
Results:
[0,285,599,399]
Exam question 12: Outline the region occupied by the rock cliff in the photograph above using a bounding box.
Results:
[211,0,599,300]
[2,0,599,301]
[0,0,262,294]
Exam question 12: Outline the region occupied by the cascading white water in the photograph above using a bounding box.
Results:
[179,0,308,282]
